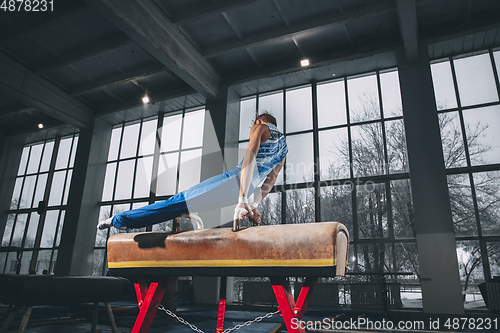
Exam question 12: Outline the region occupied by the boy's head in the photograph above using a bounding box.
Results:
[254,112,277,126]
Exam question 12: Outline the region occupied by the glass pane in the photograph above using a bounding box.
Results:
[454,53,498,107]
[24,213,39,248]
[156,153,179,196]
[20,175,36,209]
[447,174,477,236]
[431,61,457,110]
[139,119,157,156]
[285,188,315,224]
[386,119,408,174]
[380,70,403,117]
[112,203,130,217]
[55,211,64,246]
[33,174,47,207]
[473,171,500,236]
[134,156,153,198]
[182,110,205,149]
[152,221,172,232]
[48,171,66,206]
[394,243,420,279]
[108,127,122,161]
[62,170,72,205]
[41,210,59,247]
[259,192,281,225]
[1,214,15,246]
[69,136,78,168]
[319,128,349,180]
[37,250,54,274]
[320,185,353,239]
[317,80,347,128]
[115,160,135,200]
[456,241,484,288]
[18,147,29,176]
[95,206,111,247]
[92,249,106,276]
[19,251,32,274]
[102,162,116,202]
[161,114,182,152]
[26,144,43,174]
[357,182,388,238]
[259,92,284,133]
[40,141,54,172]
[132,202,148,210]
[178,149,202,192]
[348,74,380,123]
[240,97,257,141]
[352,243,393,272]
[5,252,17,273]
[487,241,500,278]
[55,137,72,170]
[286,86,312,133]
[120,123,140,159]
[463,105,500,166]
[11,178,22,210]
[285,133,314,184]
[392,179,415,239]
[438,112,467,168]
[11,214,27,247]
[351,123,385,177]
[0,252,7,274]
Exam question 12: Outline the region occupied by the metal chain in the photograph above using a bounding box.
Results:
[222,309,280,333]
[157,305,205,333]
[156,304,280,333]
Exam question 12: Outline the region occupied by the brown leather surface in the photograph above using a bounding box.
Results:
[108,222,348,266]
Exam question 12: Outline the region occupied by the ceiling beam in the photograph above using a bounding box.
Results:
[0,3,88,47]
[0,52,93,129]
[85,0,220,100]
[396,0,419,64]
[202,1,396,59]
[171,0,263,26]
[0,107,35,121]
[97,86,197,116]
[70,64,165,97]
[35,34,133,74]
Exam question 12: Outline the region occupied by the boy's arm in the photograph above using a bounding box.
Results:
[252,157,285,206]
[234,124,267,222]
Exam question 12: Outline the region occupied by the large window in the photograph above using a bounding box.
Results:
[0,135,78,274]
[239,69,418,306]
[431,49,500,294]
[93,108,205,275]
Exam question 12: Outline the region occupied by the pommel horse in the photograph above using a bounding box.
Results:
[107,222,349,333]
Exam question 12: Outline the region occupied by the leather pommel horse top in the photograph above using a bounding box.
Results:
[107,222,349,277]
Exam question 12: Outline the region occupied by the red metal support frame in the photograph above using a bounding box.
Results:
[271,277,315,333]
[132,277,170,333]
[216,276,228,332]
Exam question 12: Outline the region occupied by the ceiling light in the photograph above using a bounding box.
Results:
[300,59,309,67]
[142,95,150,104]
[38,123,44,129]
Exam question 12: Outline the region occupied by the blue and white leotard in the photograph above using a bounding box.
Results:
[111,123,288,229]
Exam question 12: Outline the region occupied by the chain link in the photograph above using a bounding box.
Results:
[222,309,280,333]
[157,305,205,333]
[156,304,280,333]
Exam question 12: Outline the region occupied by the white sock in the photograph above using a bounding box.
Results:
[97,217,113,230]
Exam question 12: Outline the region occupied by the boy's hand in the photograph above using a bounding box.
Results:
[234,202,252,220]
[248,207,261,225]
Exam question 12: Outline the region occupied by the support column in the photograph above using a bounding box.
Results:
[0,135,25,239]
[192,85,239,305]
[397,45,464,314]
[55,118,113,276]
